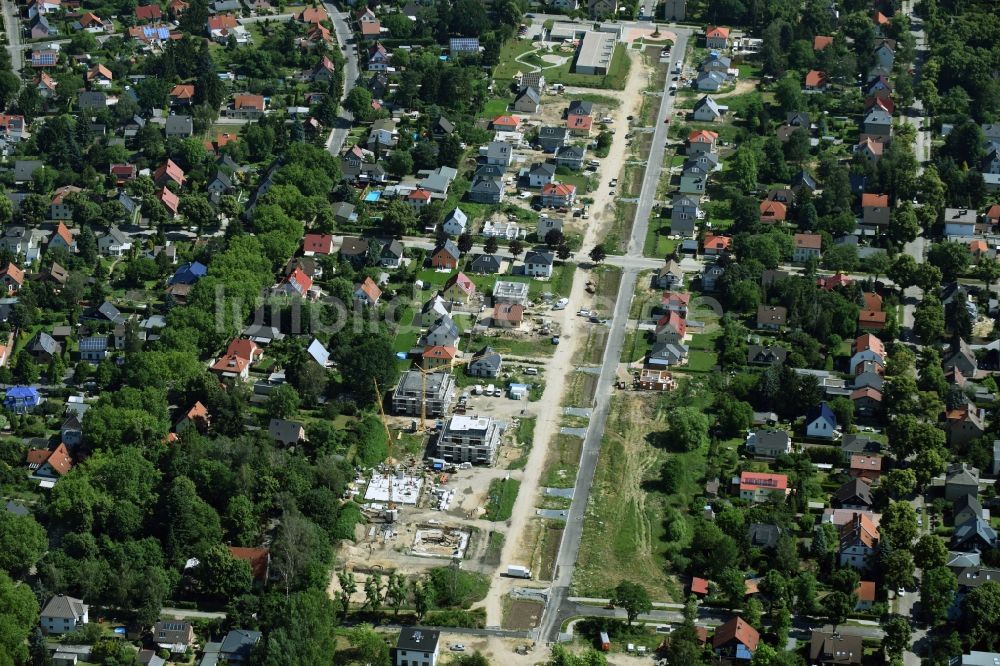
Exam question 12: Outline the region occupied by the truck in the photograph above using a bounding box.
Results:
[506,565,532,579]
[599,632,611,651]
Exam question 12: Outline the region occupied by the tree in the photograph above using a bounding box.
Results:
[718,566,748,609]
[822,591,853,633]
[775,73,803,113]
[266,384,301,421]
[457,233,474,253]
[344,87,374,118]
[385,570,408,616]
[913,534,948,570]
[412,578,433,621]
[484,236,499,255]
[0,570,38,665]
[793,572,818,615]
[544,229,564,248]
[960,581,1000,651]
[731,147,759,191]
[197,544,253,598]
[921,566,957,624]
[884,549,915,591]
[335,570,356,621]
[611,581,652,626]
[509,239,524,257]
[0,511,46,575]
[364,571,384,612]
[348,624,391,666]
[663,407,710,451]
[557,244,572,260]
[882,615,911,658]
[928,241,972,282]
[715,396,753,437]
[385,151,414,178]
[889,202,921,244]
[913,295,945,343]
[334,332,399,405]
[881,502,919,548]
[589,244,607,263]
[881,468,916,499]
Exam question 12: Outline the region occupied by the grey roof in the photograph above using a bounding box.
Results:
[471,175,503,193]
[515,86,540,105]
[428,314,459,341]
[864,106,892,125]
[14,160,43,182]
[470,346,502,372]
[211,170,233,189]
[748,523,781,548]
[5,499,29,516]
[396,628,440,653]
[524,249,554,266]
[165,115,193,135]
[567,100,593,116]
[955,493,983,516]
[381,239,404,259]
[220,629,262,659]
[435,239,460,260]
[117,191,138,213]
[433,117,455,134]
[445,208,468,226]
[41,595,87,620]
[334,201,356,220]
[31,331,59,355]
[555,144,585,159]
[693,95,723,116]
[954,516,997,549]
[340,236,369,257]
[485,141,511,160]
[528,162,556,177]
[834,478,873,506]
[539,126,569,140]
[841,434,880,456]
[747,344,786,364]
[470,253,502,272]
[98,301,123,322]
[268,418,305,443]
[786,111,811,126]
[649,341,688,361]
[947,462,980,486]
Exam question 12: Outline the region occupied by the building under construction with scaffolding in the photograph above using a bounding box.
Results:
[391,370,456,417]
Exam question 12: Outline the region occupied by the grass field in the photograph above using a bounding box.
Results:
[542,434,583,488]
[485,478,521,521]
[493,39,539,84]
[561,371,598,407]
[573,393,689,599]
[643,215,678,258]
[621,329,654,364]
[605,202,636,254]
[466,333,556,358]
[483,97,512,117]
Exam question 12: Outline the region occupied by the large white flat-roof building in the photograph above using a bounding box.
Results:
[436,415,503,465]
[574,30,617,75]
[493,280,530,306]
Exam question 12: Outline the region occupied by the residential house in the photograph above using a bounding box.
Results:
[756,305,787,330]
[954,494,984,528]
[443,272,476,304]
[513,87,541,114]
[670,195,700,237]
[268,418,306,446]
[849,454,882,483]
[540,183,576,207]
[175,401,210,435]
[953,516,997,552]
[393,628,440,666]
[354,277,381,307]
[688,129,719,156]
[431,241,460,269]
[79,336,109,363]
[747,345,787,366]
[696,71,726,92]
[745,429,791,458]
[468,347,502,378]
[169,84,195,106]
[468,175,504,204]
[944,338,978,378]
[653,260,684,289]
[526,162,557,187]
[863,102,893,137]
[944,207,978,240]
[588,0,617,17]
[946,463,981,501]
[647,341,689,368]
[423,315,460,348]
[834,478,874,510]
[804,70,827,91]
[858,137,884,162]
[702,260,725,291]
[861,193,890,227]
[705,26,730,50]
[491,115,520,132]
[483,141,513,167]
[679,163,708,194]
[692,95,726,122]
[28,332,61,361]
[339,237,369,268]
[654,311,687,344]
[367,43,390,71]
[153,159,186,188]
[492,303,524,328]
[153,621,195,654]
[806,402,838,438]
[334,202,358,226]
[554,144,586,170]
[759,200,787,223]
[538,126,569,152]
[380,240,404,268]
[493,280,530,306]
[738,471,789,503]
[851,387,882,417]
[155,187,180,217]
[523,249,555,277]
[302,233,333,256]
[748,523,782,549]
[227,94,266,120]
[30,14,57,38]
[839,512,879,568]
[713,617,758,662]
[431,117,454,139]
[662,0,685,19]
[0,263,23,294]
[792,233,822,262]
[849,334,885,374]
[442,209,468,237]
[809,631,863,665]
[40,595,89,635]
[207,169,234,195]
[470,254,501,274]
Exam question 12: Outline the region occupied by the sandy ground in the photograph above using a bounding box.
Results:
[582,49,651,248]
[476,48,654,632]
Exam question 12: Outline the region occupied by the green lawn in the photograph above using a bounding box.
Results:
[466,334,556,358]
[685,349,718,372]
[485,478,520,521]
[621,330,654,363]
[483,97,512,118]
[493,39,539,84]
[643,216,677,258]
[543,434,583,488]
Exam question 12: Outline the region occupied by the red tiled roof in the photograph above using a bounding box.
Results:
[493,303,524,323]
[491,114,520,129]
[156,186,179,214]
[228,546,269,581]
[357,276,381,303]
[54,222,72,246]
[87,63,112,81]
[212,353,250,375]
[759,200,787,221]
[853,333,885,356]
[850,453,883,470]
[691,577,709,595]
[207,14,238,30]
[813,35,833,50]
[542,182,576,197]
[567,114,593,130]
[862,193,889,207]
[805,70,826,87]
[713,617,760,652]
[154,158,186,186]
[407,188,432,201]
[135,4,162,20]
[661,291,691,307]
[296,6,327,22]
[423,345,457,360]
[656,311,687,337]
[688,129,718,143]
[286,267,313,294]
[302,233,333,254]
[739,471,788,491]
[794,233,822,249]
[817,273,851,290]
[857,581,876,602]
[702,234,730,251]
[360,20,381,36]
[444,272,476,296]
[706,26,730,39]
[234,94,264,110]
[986,205,1000,222]
[226,338,261,362]
[171,83,194,100]
[1,262,24,286]
[862,292,883,311]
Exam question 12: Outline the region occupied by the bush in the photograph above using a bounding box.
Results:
[428,565,490,609]
[422,608,486,628]
[333,502,365,541]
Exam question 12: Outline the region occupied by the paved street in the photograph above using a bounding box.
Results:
[1,0,23,73]
[323,3,359,156]
[536,25,692,644]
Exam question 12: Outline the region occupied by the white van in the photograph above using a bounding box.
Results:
[485,384,496,396]
[525,367,539,375]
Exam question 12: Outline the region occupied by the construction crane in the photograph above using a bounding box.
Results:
[414,357,472,431]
